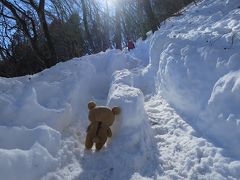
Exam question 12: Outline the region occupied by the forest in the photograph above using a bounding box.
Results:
[0,0,195,77]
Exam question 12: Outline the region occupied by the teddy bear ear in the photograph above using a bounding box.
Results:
[112,106,121,115]
[88,101,96,110]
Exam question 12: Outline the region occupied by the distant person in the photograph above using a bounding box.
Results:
[127,40,135,51]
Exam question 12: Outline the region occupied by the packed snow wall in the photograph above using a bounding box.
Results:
[151,0,240,157]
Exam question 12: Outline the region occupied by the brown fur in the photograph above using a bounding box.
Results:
[85,101,120,150]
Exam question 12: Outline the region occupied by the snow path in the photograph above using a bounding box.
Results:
[145,95,240,179]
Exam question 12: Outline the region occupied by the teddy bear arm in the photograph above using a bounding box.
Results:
[107,127,112,137]
[86,124,92,132]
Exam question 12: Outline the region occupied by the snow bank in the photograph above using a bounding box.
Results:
[0,143,58,180]
[108,83,145,131]
[151,0,240,157]
[84,49,141,99]
[200,70,240,156]
[0,50,139,130]
[129,37,151,66]
[0,125,60,156]
[105,69,156,176]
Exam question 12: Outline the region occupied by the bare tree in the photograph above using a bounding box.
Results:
[114,1,122,50]
[0,0,197,77]
[24,0,57,66]
[0,0,57,67]
[140,0,159,33]
[0,0,47,66]
[80,0,95,53]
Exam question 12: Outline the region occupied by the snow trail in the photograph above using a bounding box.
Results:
[145,95,240,179]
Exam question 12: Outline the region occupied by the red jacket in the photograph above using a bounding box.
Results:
[128,41,135,49]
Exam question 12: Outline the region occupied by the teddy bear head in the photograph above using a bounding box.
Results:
[88,101,120,127]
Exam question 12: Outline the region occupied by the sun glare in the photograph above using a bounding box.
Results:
[104,0,118,10]
[97,0,121,12]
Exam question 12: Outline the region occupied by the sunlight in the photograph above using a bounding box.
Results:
[107,0,117,7]
[100,0,118,11]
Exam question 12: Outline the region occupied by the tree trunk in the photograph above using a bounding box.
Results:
[114,6,121,50]
[141,0,159,33]
[81,0,95,53]
[103,0,110,49]
[1,0,46,67]
[37,0,58,66]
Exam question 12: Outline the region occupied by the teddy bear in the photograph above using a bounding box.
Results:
[85,101,121,151]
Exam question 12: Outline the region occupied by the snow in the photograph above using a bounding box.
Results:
[200,70,240,157]
[151,0,240,157]
[0,0,240,179]
[0,143,58,180]
[0,125,60,156]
